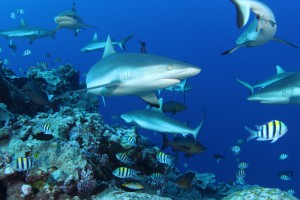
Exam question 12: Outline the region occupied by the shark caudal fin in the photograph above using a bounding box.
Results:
[272,37,300,50]
[191,107,205,141]
[231,0,251,29]
[236,79,254,94]
[244,126,257,141]
[119,34,134,51]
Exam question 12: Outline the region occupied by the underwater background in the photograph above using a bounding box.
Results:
[0,0,299,198]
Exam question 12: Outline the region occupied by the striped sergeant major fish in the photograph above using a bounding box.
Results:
[149,172,164,180]
[238,162,249,170]
[14,157,36,171]
[40,123,52,135]
[156,152,172,166]
[245,120,288,143]
[279,153,289,160]
[112,167,142,180]
[116,153,134,165]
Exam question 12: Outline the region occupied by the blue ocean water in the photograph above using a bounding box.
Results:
[1,0,299,196]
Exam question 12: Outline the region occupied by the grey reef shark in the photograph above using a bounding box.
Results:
[53,3,96,36]
[78,35,200,108]
[222,0,300,55]
[239,70,300,105]
[80,33,134,52]
[0,18,55,44]
[121,99,205,141]
[237,65,295,94]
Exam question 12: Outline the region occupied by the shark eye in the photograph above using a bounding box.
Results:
[167,64,174,70]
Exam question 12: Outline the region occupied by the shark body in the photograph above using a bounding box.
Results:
[0,19,55,44]
[80,33,134,52]
[222,0,299,55]
[121,102,205,141]
[85,36,200,107]
[54,10,96,36]
[247,72,300,105]
[237,65,295,94]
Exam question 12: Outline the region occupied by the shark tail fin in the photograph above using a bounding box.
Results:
[231,0,251,28]
[272,37,300,50]
[162,133,169,150]
[192,107,205,142]
[221,45,242,55]
[119,34,134,51]
[236,79,254,94]
[244,126,257,141]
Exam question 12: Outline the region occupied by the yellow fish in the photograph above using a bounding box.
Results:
[121,182,144,190]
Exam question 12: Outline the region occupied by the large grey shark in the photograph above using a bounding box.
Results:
[54,10,96,36]
[222,0,299,55]
[247,72,300,105]
[84,35,200,107]
[121,100,205,141]
[237,65,295,94]
[0,19,55,44]
[80,33,134,52]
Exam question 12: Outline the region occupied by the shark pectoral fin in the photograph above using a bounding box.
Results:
[256,20,263,32]
[139,93,159,108]
[272,37,300,49]
[221,45,242,55]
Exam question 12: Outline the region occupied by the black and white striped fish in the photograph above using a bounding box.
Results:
[279,153,289,160]
[238,162,249,169]
[14,157,35,171]
[156,152,172,166]
[112,167,141,179]
[40,123,52,135]
[150,172,164,180]
[245,120,288,143]
[116,153,134,165]
[236,169,246,178]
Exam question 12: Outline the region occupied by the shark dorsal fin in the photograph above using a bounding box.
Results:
[19,18,27,28]
[102,35,116,59]
[92,33,98,42]
[276,65,285,74]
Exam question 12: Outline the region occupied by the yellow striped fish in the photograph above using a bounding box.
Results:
[156,151,172,166]
[112,167,141,179]
[15,157,35,171]
[245,120,288,143]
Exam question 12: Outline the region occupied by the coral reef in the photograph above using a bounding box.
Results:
[222,186,299,200]
[0,64,297,199]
